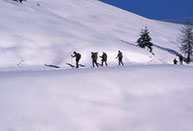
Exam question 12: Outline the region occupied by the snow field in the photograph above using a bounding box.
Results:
[0,65,193,131]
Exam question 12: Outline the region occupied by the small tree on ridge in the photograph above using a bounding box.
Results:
[137,27,153,53]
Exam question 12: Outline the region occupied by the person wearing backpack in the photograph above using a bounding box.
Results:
[116,50,124,66]
[100,52,108,67]
[71,51,81,68]
[91,52,98,67]
[173,58,178,65]
[179,55,183,65]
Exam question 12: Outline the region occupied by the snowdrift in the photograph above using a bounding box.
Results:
[0,65,193,131]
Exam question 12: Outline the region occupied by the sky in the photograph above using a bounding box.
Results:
[99,0,193,20]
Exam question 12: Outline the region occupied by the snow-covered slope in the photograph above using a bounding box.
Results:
[0,0,181,69]
[0,65,193,131]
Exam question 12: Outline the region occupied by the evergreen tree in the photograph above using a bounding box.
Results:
[178,23,193,63]
[137,27,153,53]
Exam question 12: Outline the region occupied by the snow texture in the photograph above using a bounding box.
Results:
[0,65,193,131]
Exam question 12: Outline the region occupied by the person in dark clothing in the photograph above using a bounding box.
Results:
[179,55,183,65]
[116,50,124,65]
[173,58,178,64]
[91,52,98,67]
[71,51,81,68]
[100,52,108,66]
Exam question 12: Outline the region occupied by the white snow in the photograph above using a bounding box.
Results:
[0,0,193,131]
[0,65,193,131]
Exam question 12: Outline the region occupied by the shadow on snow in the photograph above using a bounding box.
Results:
[44,64,60,68]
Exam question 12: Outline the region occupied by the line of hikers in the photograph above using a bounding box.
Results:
[71,50,124,68]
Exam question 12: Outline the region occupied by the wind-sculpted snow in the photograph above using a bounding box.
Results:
[0,65,193,131]
[0,0,182,69]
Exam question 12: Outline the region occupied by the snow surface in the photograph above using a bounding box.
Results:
[0,65,193,131]
[0,0,193,131]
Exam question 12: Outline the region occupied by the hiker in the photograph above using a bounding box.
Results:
[179,55,183,65]
[116,50,124,65]
[173,58,178,65]
[91,52,98,67]
[100,52,108,66]
[71,51,81,68]
[19,0,23,3]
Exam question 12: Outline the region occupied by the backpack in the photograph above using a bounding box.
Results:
[93,53,98,60]
[77,53,81,60]
[119,52,123,58]
[101,53,107,61]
